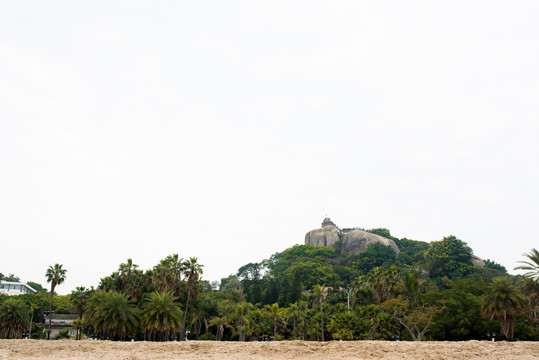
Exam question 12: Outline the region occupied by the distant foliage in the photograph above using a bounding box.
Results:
[3,233,536,342]
[424,236,474,280]
[394,238,430,266]
[54,329,71,340]
[27,281,47,293]
[484,259,507,273]
[354,243,397,273]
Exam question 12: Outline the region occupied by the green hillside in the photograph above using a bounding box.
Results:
[1,231,537,342]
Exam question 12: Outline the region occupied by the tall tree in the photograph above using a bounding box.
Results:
[45,263,67,340]
[481,277,529,341]
[424,236,474,280]
[70,286,91,340]
[181,257,203,340]
[151,254,185,296]
[382,298,441,341]
[118,258,144,300]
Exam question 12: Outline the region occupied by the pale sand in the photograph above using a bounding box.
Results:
[0,340,538,360]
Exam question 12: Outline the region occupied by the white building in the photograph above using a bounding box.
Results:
[0,280,37,296]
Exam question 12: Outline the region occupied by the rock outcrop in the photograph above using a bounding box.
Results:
[472,255,485,268]
[341,229,400,255]
[305,218,400,256]
[304,224,340,247]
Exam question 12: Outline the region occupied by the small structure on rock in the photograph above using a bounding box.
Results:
[305,217,400,256]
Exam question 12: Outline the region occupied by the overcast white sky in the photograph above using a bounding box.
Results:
[1,1,538,294]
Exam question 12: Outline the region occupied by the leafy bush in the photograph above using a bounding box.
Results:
[54,329,71,340]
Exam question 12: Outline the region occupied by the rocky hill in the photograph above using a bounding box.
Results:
[305,217,400,255]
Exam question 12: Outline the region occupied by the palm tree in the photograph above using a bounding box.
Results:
[140,291,183,341]
[71,286,91,340]
[481,277,529,341]
[150,254,185,296]
[72,319,83,340]
[84,290,139,340]
[181,257,203,340]
[0,298,30,339]
[118,258,141,299]
[364,266,403,304]
[210,315,230,341]
[231,301,250,341]
[297,301,309,340]
[312,285,327,341]
[515,248,539,283]
[45,263,67,340]
[71,286,91,319]
[265,303,282,341]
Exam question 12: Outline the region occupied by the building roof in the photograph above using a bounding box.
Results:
[0,280,37,293]
[44,314,78,320]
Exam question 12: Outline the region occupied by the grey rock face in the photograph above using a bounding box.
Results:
[472,255,485,268]
[305,225,340,247]
[341,229,400,255]
[304,218,400,256]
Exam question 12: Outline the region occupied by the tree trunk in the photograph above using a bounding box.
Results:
[293,314,296,340]
[47,289,54,340]
[28,310,34,339]
[320,301,324,342]
[238,317,243,341]
[181,287,192,340]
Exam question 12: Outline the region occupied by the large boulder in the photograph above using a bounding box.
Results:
[304,218,400,256]
[305,224,340,247]
[341,229,400,255]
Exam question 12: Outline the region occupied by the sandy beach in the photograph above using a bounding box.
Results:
[0,340,537,360]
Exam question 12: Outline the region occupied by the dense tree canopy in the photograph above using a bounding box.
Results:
[1,231,537,342]
[424,236,474,280]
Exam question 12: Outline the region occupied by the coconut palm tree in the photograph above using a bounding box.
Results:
[481,277,529,341]
[264,303,283,341]
[140,291,183,341]
[181,257,203,340]
[45,263,67,340]
[84,290,139,340]
[515,248,539,283]
[0,298,30,339]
